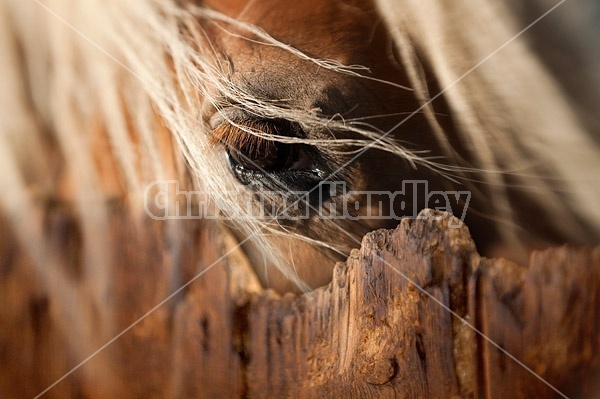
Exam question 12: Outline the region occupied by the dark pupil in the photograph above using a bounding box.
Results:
[231,140,290,171]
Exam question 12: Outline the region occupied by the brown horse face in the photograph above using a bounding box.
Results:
[197,0,448,291]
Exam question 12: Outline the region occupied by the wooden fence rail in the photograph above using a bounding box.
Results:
[1,207,599,398]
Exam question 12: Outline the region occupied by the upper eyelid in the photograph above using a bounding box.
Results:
[208,112,226,130]
[208,104,276,133]
[210,108,309,141]
[208,106,244,130]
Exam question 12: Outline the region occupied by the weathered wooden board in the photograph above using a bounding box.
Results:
[1,207,598,398]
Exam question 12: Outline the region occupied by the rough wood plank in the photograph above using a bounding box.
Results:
[1,207,599,398]
[241,212,478,398]
[478,247,600,398]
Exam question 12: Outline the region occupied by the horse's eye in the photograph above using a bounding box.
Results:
[211,116,327,191]
[228,139,290,171]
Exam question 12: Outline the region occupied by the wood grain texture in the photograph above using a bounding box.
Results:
[1,207,598,398]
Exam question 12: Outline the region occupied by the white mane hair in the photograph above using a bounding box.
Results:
[378,0,600,242]
[1,0,599,385]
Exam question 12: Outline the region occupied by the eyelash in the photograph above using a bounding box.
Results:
[210,117,328,192]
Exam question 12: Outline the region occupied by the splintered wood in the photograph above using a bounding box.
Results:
[1,208,599,398]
